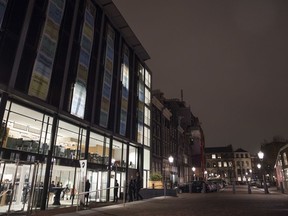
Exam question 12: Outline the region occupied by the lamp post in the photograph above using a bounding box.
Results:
[204,171,208,181]
[192,167,196,181]
[168,156,174,189]
[164,156,174,197]
[258,151,269,194]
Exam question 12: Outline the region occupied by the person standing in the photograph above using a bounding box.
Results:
[49,181,55,203]
[135,171,143,200]
[85,179,91,206]
[128,177,134,202]
[114,179,119,202]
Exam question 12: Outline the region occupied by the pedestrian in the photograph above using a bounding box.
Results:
[85,179,91,206]
[128,177,134,202]
[114,179,119,202]
[49,181,55,203]
[70,185,76,201]
[135,171,143,200]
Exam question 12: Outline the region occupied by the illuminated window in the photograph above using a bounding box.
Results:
[212,154,216,159]
[119,44,129,135]
[144,126,150,146]
[145,70,151,88]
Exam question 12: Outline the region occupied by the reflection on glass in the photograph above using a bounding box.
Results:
[55,121,86,159]
[88,132,105,164]
[128,144,138,169]
[2,102,52,155]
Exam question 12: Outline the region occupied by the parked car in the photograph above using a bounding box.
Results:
[206,181,217,192]
[256,180,270,188]
[178,180,218,193]
[207,178,226,189]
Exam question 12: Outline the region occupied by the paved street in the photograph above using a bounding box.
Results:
[55,185,288,216]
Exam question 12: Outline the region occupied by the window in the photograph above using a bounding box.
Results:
[144,106,150,126]
[144,126,150,146]
[111,140,125,167]
[28,0,66,100]
[218,161,222,167]
[55,120,86,159]
[2,101,52,155]
[100,24,115,127]
[144,149,150,170]
[145,87,150,105]
[0,0,8,28]
[145,69,151,88]
[212,154,216,159]
[223,161,228,167]
[119,44,130,136]
[128,144,138,169]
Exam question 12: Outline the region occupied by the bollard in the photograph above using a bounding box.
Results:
[202,182,206,193]
[280,182,285,194]
[248,183,251,194]
[232,181,236,194]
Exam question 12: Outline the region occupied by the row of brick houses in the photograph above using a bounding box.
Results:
[151,90,205,186]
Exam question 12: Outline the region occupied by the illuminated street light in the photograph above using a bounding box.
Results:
[168,155,174,163]
[164,155,174,197]
[258,151,269,194]
[192,167,196,181]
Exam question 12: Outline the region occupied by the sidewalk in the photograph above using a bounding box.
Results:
[34,186,287,216]
[54,197,172,216]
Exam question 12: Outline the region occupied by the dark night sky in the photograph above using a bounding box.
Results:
[113,0,288,154]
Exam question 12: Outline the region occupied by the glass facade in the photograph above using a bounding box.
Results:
[0,0,151,213]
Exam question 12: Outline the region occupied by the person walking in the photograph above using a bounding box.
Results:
[135,171,143,200]
[114,179,119,202]
[85,179,91,206]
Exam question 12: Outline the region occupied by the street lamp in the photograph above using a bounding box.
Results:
[204,170,208,181]
[164,155,174,197]
[258,151,269,194]
[168,156,174,188]
[192,167,196,181]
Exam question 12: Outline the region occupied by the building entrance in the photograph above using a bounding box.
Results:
[0,159,41,215]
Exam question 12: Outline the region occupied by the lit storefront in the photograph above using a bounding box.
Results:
[275,144,288,193]
[0,0,151,214]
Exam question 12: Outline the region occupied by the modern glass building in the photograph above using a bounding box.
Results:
[0,0,151,213]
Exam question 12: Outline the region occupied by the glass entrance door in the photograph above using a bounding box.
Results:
[0,160,41,214]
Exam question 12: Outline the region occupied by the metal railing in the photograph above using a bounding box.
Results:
[75,185,127,211]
